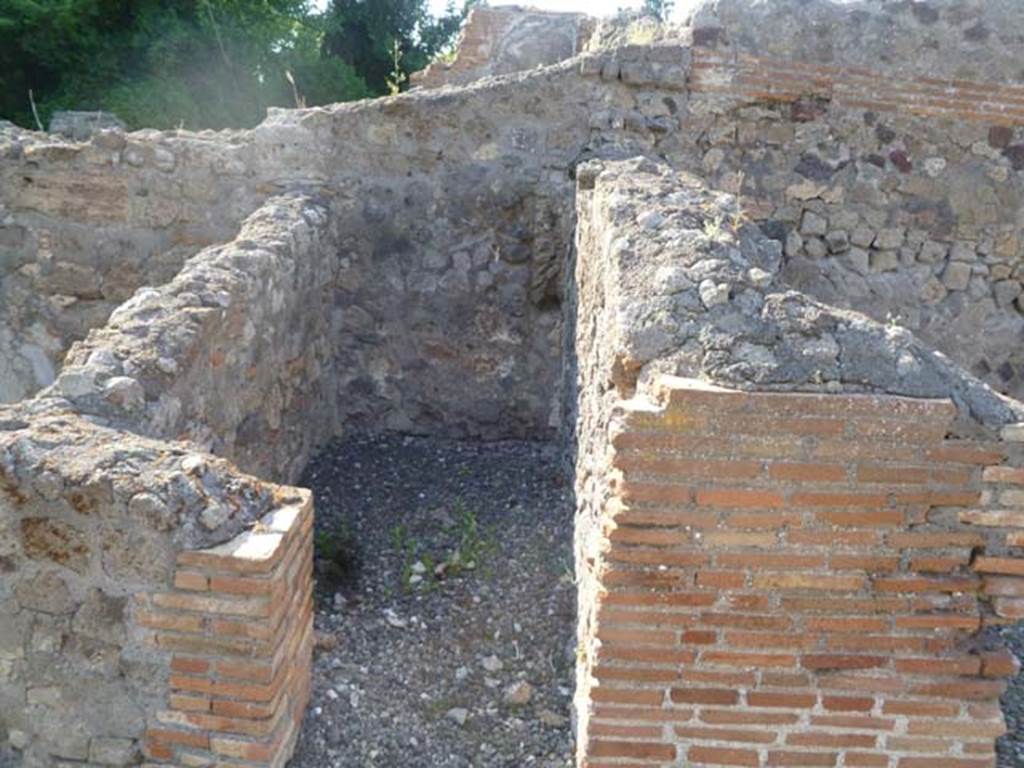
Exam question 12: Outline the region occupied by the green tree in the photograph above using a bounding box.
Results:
[641,0,673,21]
[0,0,473,130]
[0,0,370,130]
[321,0,477,95]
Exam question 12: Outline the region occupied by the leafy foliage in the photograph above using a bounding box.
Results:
[641,0,673,21]
[0,0,472,131]
[321,0,477,95]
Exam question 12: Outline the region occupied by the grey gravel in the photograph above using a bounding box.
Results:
[996,623,1024,768]
[291,434,575,768]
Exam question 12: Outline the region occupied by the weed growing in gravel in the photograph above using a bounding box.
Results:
[392,500,499,591]
[389,523,421,592]
[452,499,498,574]
[314,521,358,591]
[556,556,576,586]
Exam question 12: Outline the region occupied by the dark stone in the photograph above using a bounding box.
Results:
[1003,145,1024,171]
[348,377,377,397]
[662,96,679,115]
[875,124,897,144]
[72,588,128,646]
[759,220,788,243]
[862,111,877,126]
[964,22,990,42]
[0,555,14,573]
[999,361,1016,383]
[864,154,887,168]
[902,197,955,238]
[989,126,1014,149]
[794,153,838,181]
[910,2,940,24]
[974,359,992,377]
[889,150,913,173]
[791,97,828,123]
[646,116,675,134]
[692,27,724,47]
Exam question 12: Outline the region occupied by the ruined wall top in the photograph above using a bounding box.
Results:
[575,158,1024,433]
[685,0,1024,83]
[412,5,591,89]
[417,1,1024,88]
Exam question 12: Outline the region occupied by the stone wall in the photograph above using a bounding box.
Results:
[0,192,331,767]
[6,0,1024,434]
[571,159,1024,767]
[1,63,619,439]
[0,123,264,407]
[670,0,1024,404]
[52,193,340,483]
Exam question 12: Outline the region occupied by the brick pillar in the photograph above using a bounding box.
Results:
[137,491,314,768]
[973,424,1024,625]
[578,376,1019,768]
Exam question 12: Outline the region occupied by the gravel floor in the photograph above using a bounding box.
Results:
[291,434,576,768]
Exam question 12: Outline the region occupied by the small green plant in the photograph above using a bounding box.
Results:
[386,39,408,95]
[390,522,422,592]
[703,215,724,240]
[452,500,497,574]
[390,522,408,552]
[729,171,750,231]
[432,47,458,67]
[389,501,498,591]
[557,557,576,586]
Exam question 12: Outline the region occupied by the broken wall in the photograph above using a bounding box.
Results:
[0,125,263,405]
[571,158,1024,768]
[412,5,591,90]
[0,193,331,767]
[671,0,1024,402]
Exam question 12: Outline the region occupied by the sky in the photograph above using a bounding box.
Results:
[428,0,652,15]
[309,1,685,20]
[428,0,684,18]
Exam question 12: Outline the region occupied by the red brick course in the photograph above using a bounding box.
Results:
[692,49,1024,127]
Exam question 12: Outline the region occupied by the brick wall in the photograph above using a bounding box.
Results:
[136,490,313,768]
[691,48,1024,128]
[578,376,1022,768]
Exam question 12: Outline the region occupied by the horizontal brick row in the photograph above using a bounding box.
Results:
[690,49,1024,127]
